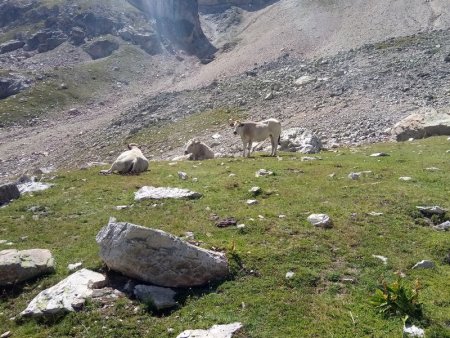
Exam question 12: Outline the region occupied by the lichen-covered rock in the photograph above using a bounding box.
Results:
[135,186,202,200]
[20,269,106,317]
[96,219,229,287]
[0,249,54,286]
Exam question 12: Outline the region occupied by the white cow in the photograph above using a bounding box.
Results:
[100,144,149,174]
[230,118,281,157]
[184,139,215,160]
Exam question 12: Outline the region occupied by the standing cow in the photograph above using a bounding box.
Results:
[100,143,149,175]
[230,118,281,157]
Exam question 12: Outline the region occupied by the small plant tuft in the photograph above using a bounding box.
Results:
[370,278,423,321]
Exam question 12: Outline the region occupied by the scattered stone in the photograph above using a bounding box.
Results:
[246,199,258,206]
[424,167,440,171]
[68,262,83,271]
[178,171,188,180]
[370,152,389,157]
[279,128,322,153]
[301,156,320,161]
[433,220,450,231]
[372,255,388,264]
[17,177,53,194]
[294,75,316,86]
[176,322,243,338]
[390,107,450,141]
[215,217,237,228]
[96,219,229,287]
[249,186,261,195]
[264,91,274,100]
[279,214,286,218]
[0,183,20,206]
[348,172,361,180]
[416,205,447,216]
[134,285,177,310]
[115,205,129,210]
[236,224,246,229]
[255,169,273,177]
[0,331,12,338]
[399,176,413,181]
[341,277,356,284]
[0,39,25,54]
[368,212,383,216]
[228,173,236,177]
[0,249,55,286]
[403,324,425,337]
[84,39,119,60]
[412,260,435,269]
[135,186,202,201]
[20,269,106,317]
[307,214,333,228]
[0,75,29,99]
[285,271,295,279]
[212,133,221,139]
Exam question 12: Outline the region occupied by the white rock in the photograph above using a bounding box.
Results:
[307,214,333,228]
[249,186,261,195]
[20,269,106,317]
[412,260,435,269]
[279,214,286,218]
[96,219,229,287]
[399,176,413,181]
[178,171,188,180]
[372,255,388,264]
[285,271,295,279]
[246,199,258,205]
[348,172,361,180]
[279,128,322,154]
[68,262,83,271]
[416,205,447,215]
[176,322,243,338]
[1,331,12,338]
[135,186,202,201]
[301,156,320,161]
[425,167,440,171]
[368,212,384,216]
[370,152,389,157]
[115,205,129,210]
[17,181,53,194]
[236,224,246,229]
[228,173,236,177]
[212,133,221,139]
[294,75,316,86]
[403,324,425,337]
[255,169,273,177]
[433,220,450,231]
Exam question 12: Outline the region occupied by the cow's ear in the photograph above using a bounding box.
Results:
[239,123,244,127]
[229,121,235,127]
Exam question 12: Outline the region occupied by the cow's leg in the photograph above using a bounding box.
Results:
[242,140,248,157]
[247,140,253,157]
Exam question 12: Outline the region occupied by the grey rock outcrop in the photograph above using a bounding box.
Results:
[84,39,119,60]
[0,249,54,286]
[135,186,202,200]
[0,183,20,205]
[0,75,29,99]
[96,219,229,287]
[391,107,450,141]
[134,285,177,310]
[279,128,322,154]
[176,322,243,338]
[20,268,106,317]
[24,29,67,53]
[0,40,25,54]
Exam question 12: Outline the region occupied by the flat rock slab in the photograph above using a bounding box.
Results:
[307,214,333,228]
[416,205,447,216]
[135,186,202,201]
[177,322,243,338]
[20,269,106,317]
[96,220,229,287]
[134,285,177,310]
[17,181,53,194]
[0,249,54,286]
[0,183,20,206]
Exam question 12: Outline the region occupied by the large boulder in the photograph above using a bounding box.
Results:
[20,269,106,317]
[24,29,67,52]
[135,186,202,201]
[96,219,229,287]
[0,40,25,54]
[176,322,243,338]
[0,75,29,99]
[390,107,450,141]
[0,182,20,206]
[0,249,55,286]
[84,39,119,60]
[279,128,322,153]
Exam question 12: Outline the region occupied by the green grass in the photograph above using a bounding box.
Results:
[0,43,152,125]
[0,136,449,337]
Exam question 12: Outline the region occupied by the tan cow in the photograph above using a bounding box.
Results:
[230,118,281,157]
[184,139,215,160]
[100,143,149,174]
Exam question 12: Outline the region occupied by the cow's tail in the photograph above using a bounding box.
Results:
[278,134,281,145]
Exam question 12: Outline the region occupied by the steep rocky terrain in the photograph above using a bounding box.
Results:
[1,0,450,183]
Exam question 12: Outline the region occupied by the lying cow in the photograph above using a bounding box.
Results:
[230,118,281,157]
[100,143,149,174]
[184,139,215,160]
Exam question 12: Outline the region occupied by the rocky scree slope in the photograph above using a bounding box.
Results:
[103,29,450,159]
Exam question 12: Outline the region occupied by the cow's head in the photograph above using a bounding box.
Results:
[230,120,243,135]
[185,139,200,155]
[128,143,139,150]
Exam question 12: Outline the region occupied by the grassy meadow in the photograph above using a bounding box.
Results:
[0,136,449,337]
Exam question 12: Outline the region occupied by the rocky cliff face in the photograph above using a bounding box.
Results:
[127,0,216,58]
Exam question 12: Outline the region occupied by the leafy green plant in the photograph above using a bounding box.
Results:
[370,278,423,320]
